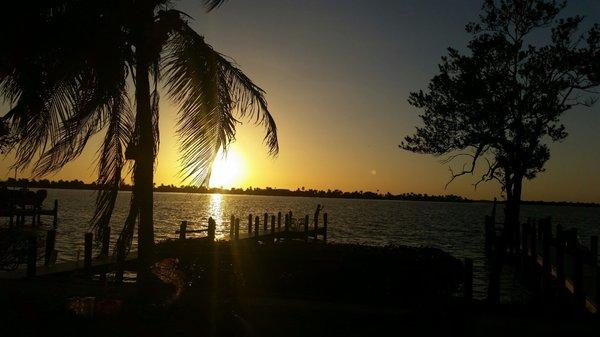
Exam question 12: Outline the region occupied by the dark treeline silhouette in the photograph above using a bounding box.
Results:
[2,178,599,207]
[0,177,470,202]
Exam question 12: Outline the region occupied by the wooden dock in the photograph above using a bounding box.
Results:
[0,209,328,281]
[483,215,600,314]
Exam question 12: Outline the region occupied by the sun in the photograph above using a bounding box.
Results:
[209,147,246,189]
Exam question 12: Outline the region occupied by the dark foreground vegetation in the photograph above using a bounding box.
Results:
[1,240,599,336]
[0,241,465,336]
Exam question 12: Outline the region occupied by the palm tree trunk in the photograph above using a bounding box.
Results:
[134,52,155,281]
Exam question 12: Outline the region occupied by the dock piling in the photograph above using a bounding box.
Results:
[264,213,268,231]
[207,218,216,241]
[248,214,253,235]
[179,221,188,240]
[277,212,282,230]
[254,216,259,239]
[323,213,328,243]
[44,229,56,266]
[304,215,309,242]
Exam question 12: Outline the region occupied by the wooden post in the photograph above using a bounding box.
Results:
[248,214,253,235]
[230,215,235,238]
[464,258,473,302]
[27,237,37,277]
[208,217,216,241]
[277,212,282,230]
[52,199,58,228]
[254,216,259,239]
[179,221,187,240]
[270,215,276,243]
[44,229,56,266]
[314,211,319,241]
[323,213,328,243]
[556,225,565,292]
[101,226,111,257]
[304,215,309,242]
[491,197,497,221]
[84,232,93,273]
[590,236,598,266]
[235,218,240,240]
[284,213,290,232]
[574,247,585,309]
[264,213,268,231]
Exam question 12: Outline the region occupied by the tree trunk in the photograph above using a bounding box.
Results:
[134,49,155,282]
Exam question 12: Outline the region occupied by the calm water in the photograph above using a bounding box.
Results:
[12,189,600,300]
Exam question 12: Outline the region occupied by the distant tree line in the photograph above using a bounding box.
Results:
[1,178,598,207]
[1,178,471,202]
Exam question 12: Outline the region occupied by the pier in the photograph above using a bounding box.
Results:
[0,210,328,280]
[482,214,600,314]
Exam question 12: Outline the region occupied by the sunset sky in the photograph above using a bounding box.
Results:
[1,0,599,202]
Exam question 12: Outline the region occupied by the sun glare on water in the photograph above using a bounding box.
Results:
[209,147,246,189]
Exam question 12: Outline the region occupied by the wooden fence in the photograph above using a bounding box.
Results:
[481,215,600,314]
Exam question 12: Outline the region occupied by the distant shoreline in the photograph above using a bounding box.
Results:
[1,178,598,207]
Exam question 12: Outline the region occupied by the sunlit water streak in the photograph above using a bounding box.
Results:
[9,189,600,301]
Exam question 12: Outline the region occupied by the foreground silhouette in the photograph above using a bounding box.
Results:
[0,1,278,279]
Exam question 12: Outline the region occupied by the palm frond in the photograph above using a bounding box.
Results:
[201,0,227,12]
[163,23,278,185]
[90,92,134,247]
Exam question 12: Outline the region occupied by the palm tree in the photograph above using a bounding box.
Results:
[0,0,278,272]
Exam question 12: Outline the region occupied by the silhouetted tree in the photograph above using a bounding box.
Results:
[0,1,278,278]
[401,0,599,245]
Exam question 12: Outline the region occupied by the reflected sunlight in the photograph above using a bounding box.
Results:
[209,147,246,188]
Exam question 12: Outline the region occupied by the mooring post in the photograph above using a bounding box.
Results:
[284,213,290,232]
[254,216,259,239]
[179,221,187,240]
[44,229,56,266]
[591,236,598,266]
[271,215,276,243]
[264,213,268,231]
[464,258,473,303]
[27,237,37,277]
[235,218,240,240]
[84,232,93,273]
[314,212,319,241]
[248,214,253,235]
[208,217,216,241]
[556,225,565,292]
[304,215,309,242]
[277,212,282,230]
[323,213,328,243]
[230,215,235,238]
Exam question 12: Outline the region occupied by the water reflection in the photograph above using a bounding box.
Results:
[209,194,225,239]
